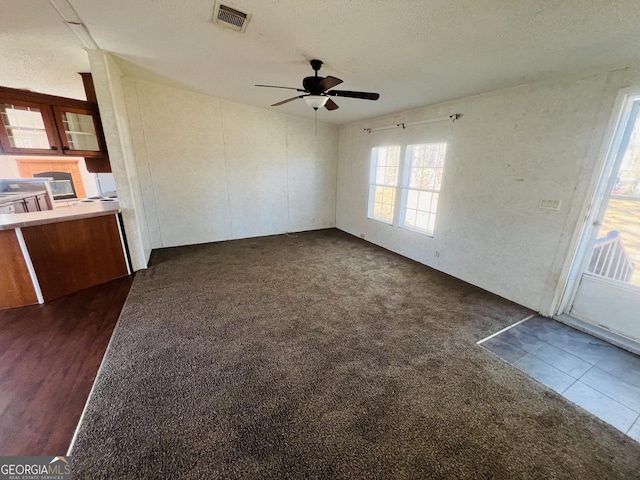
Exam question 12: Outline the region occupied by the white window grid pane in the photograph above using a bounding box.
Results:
[409,143,446,165]
[376,164,398,186]
[401,143,447,236]
[425,143,447,167]
[375,146,400,168]
[369,146,401,224]
[377,148,388,167]
[371,146,401,185]
[404,208,417,227]
[402,190,438,234]
[370,185,396,223]
[409,165,442,189]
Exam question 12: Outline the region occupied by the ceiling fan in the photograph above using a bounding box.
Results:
[255,59,380,111]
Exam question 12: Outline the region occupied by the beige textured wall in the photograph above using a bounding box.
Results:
[336,64,640,316]
[89,51,152,269]
[122,78,339,248]
[0,157,21,178]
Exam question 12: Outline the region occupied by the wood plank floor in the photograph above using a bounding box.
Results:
[0,276,133,455]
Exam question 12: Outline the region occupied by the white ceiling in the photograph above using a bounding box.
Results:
[0,0,90,100]
[2,0,640,124]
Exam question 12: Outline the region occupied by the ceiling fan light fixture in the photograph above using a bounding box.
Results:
[304,95,328,110]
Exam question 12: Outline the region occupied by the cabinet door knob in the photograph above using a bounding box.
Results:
[62,146,70,151]
[51,146,58,150]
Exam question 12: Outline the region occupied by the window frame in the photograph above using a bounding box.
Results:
[367,145,402,225]
[398,143,447,237]
[367,142,447,237]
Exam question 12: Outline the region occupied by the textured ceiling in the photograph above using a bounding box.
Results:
[0,0,89,100]
[2,0,640,124]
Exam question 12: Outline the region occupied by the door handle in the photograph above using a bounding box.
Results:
[592,220,602,227]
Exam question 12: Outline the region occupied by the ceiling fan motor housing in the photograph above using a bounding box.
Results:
[303,76,324,94]
[304,60,325,94]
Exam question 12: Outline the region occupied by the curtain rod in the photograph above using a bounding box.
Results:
[364,114,461,134]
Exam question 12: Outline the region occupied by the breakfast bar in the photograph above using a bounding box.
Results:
[0,202,129,310]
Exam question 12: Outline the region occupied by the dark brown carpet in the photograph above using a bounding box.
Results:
[70,229,640,479]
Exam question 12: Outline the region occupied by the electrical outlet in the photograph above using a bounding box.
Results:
[360,233,365,239]
[539,199,561,211]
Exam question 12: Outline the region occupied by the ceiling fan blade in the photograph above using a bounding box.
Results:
[272,95,304,106]
[326,90,380,101]
[318,76,343,92]
[324,98,339,111]
[256,84,307,93]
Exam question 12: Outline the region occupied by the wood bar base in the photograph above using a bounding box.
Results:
[22,215,128,301]
[0,230,38,309]
[0,205,128,309]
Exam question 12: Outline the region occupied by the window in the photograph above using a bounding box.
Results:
[368,146,401,223]
[400,143,447,236]
[367,142,447,236]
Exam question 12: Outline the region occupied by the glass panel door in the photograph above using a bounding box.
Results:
[584,102,640,287]
[60,111,100,152]
[564,94,640,343]
[53,106,104,157]
[0,102,59,153]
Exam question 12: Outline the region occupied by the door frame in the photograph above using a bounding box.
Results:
[557,85,640,317]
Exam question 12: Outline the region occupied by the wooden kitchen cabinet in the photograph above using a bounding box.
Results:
[35,193,51,211]
[0,229,38,309]
[9,193,53,213]
[1,206,127,309]
[23,196,38,212]
[0,98,61,155]
[0,86,108,159]
[12,200,27,213]
[52,104,106,158]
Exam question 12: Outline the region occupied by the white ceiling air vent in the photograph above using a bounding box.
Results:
[213,3,250,32]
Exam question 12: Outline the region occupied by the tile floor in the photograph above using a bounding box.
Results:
[479,315,640,442]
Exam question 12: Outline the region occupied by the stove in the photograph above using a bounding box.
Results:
[78,191,118,203]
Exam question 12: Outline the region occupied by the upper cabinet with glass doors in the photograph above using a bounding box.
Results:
[0,86,106,158]
[52,105,104,157]
[0,99,60,155]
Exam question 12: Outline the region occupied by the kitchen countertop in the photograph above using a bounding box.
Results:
[0,190,48,205]
[0,201,120,231]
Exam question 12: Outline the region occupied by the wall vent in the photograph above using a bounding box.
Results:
[213,3,249,32]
